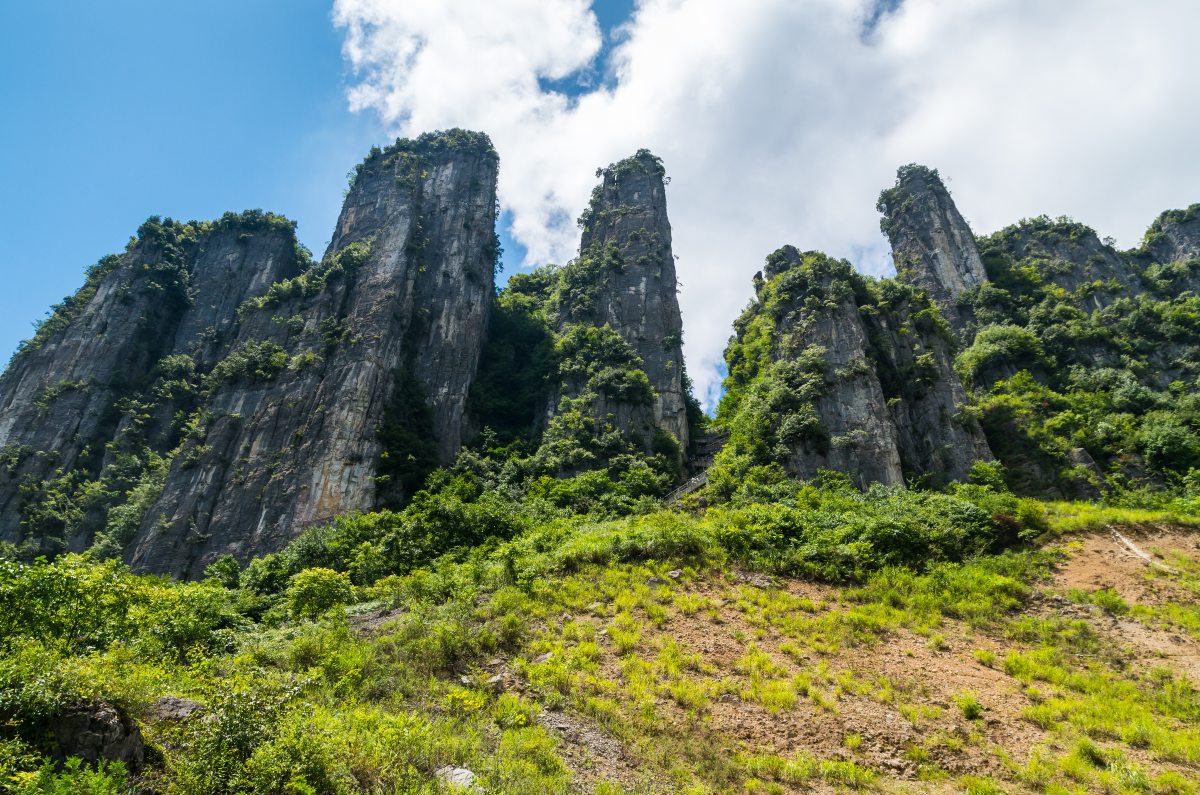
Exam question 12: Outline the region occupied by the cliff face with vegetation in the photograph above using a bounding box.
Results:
[124,132,501,576]
[715,243,990,492]
[0,136,701,576]
[0,132,501,576]
[717,163,1200,500]
[465,150,698,496]
[570,150,691,455]
[0,214,304,557]
[2,138,1199,577]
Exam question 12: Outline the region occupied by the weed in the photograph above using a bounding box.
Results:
[955,691,985,720]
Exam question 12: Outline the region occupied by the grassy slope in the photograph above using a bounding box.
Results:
[3,500,1200,794]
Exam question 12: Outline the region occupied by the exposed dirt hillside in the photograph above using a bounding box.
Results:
[426,527,1200,793]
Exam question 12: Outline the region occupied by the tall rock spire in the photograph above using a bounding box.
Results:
[877,164,988,333]
[0,214,303,554]
[123,131,499,575]
[565,149,691,453]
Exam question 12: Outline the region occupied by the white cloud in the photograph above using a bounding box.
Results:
[332,0,1200,410]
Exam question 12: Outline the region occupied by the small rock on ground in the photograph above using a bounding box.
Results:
[435,765,479,791]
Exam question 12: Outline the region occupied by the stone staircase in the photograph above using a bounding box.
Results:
[664,428,729,504]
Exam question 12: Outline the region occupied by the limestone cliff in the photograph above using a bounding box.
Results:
[126,131,498,576]
[877,165,988,334]
[571,150,690,453]
[762,248,903,486]
[864,284,993,484]
[6,142,1197,567]
[0,130,498,575]
[0,213,303,554]
[518,150,691,471]
[720,246,988,488]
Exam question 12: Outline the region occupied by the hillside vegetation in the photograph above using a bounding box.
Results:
[3,462,1200,793]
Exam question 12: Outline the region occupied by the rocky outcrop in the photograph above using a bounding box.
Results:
[50,703,144,773]
[125,131,498,576]
[0,214,302,552]
[723,246,988,488]
[978,218,1137,310]
[865,287,993,485]
[763,248,903,485]
[723,250,889,486]
[1144,204,1200,266]
[0,130,498,575]
[554,150,690,455]
[878,165,988,334]
[1137,204,1200,300]
[145,696,203,723]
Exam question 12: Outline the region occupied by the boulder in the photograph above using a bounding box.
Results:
[50,703,144,773]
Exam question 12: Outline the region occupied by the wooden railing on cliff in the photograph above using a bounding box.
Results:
[664,428,729,504]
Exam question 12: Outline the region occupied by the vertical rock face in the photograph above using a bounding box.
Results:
[125,131,498,576]
[721,248,904,488]
[720,246,990,488]
[559,150,690,453]
[325,133,498,465]
[1144,204,1200,266]
[877,165,988,333]
[864,288,993,485]
[0,216,302,551]
[783,263,904,487]
[0,130,497,575]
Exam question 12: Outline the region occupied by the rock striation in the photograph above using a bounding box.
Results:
[878,165,988,334]
[558,150,691,455]
[721,245,989,489]
[0,130,498,576]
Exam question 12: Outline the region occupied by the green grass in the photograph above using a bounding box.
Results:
[2,486,1199,793]
[1041,501,1200,537]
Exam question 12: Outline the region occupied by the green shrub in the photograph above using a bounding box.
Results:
[956,324,1047,385]
[11,758,132,795]
[954,691,985,720]
[285,568,354,619]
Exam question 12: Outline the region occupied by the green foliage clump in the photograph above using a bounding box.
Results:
[469,280,556,446]
[956,324,1046,385]
[466,252,685,497]
[239,239,372,315]
[554,324,655,405]
[0,555,242,658]
[206,341,288,387]
[375,369,439,505]
[285,568,354,618]
[707,481,1014,582]
[9,758,132,794]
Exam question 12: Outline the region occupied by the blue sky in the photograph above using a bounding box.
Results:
[0,1,633,365]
